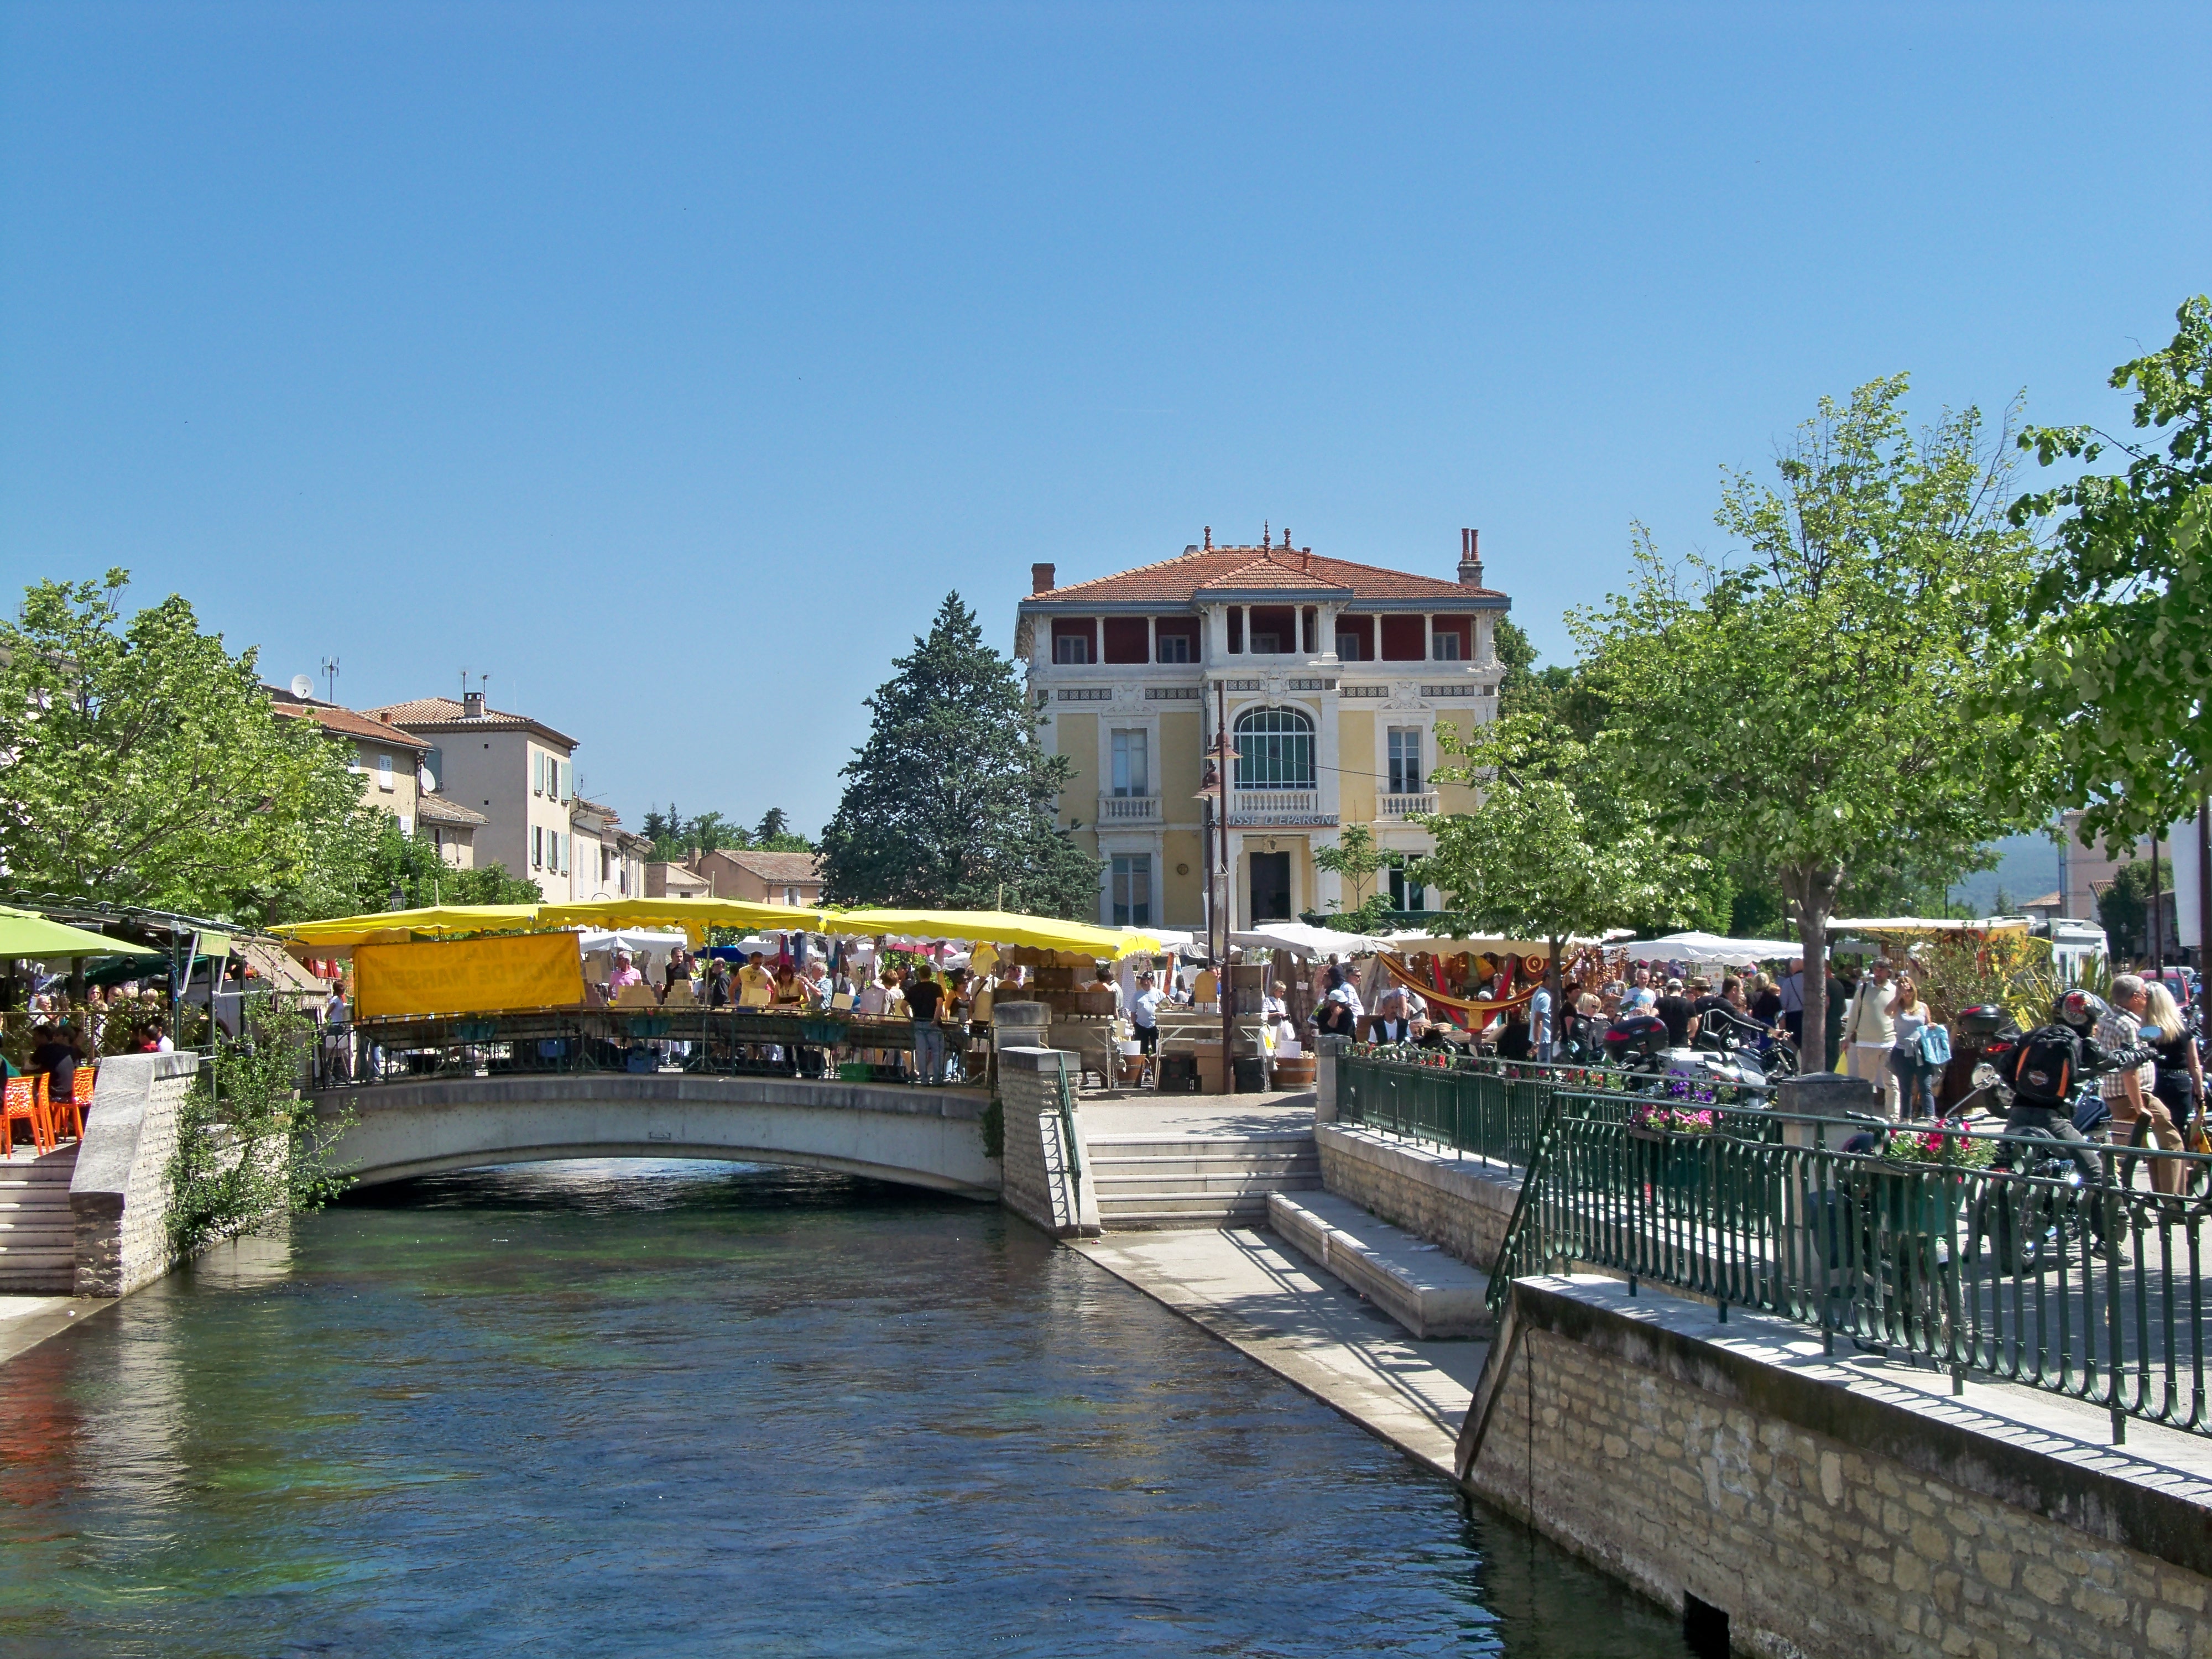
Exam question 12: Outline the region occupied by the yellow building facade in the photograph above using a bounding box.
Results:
[1017,529,1510,931]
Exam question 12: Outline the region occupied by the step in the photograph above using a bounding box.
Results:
[1267,1191,1491,1340]
[1087,1156,1319,1181]
[0,1253,77,1293]
[1096,1186,1317,1219]
[1092,1170,1322,1197]
[1093,1206,1277,1230]
[1087,1133,1316,1156]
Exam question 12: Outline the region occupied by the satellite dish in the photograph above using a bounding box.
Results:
[290,675,316,699]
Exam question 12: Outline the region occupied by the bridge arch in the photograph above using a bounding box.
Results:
[310,1073,1000,1198]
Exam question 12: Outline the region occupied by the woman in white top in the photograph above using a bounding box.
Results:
[1887,974,1939,1120]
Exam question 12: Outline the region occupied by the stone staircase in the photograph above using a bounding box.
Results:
[1087,1130,1321,1230]
[0,1145,77,1294]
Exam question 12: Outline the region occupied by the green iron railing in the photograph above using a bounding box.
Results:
[1335,1051,1775,1167]
[1489,1092,2212,1442]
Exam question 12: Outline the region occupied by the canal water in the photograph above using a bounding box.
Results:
[0,1161,1692,1657]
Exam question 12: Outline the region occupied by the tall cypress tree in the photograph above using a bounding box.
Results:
[820,593,1099,916]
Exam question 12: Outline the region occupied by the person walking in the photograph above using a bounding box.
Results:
[1844,961,1900,1115]
[1887,974,1941,1120]
[2104,974,2183,1193]
[2142,982,2205,1156]
[1778,958,1806,1045]
[905,963,949,1086]
[1530,979,1556,1063]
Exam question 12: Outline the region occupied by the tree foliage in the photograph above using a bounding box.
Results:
[818,594,1098,915]
[640,803,813,863]
[2095,853,2174,962]
[167,1002,353,1258]
[1314,823,1392,927]
[2011,296,2212,844]
[1574,378,2052,1070]
[0,572,362,922]
[268,811,543,922]
[1417,714,1705,983]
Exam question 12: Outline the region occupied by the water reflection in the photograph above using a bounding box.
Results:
[0,1160,1688,1657]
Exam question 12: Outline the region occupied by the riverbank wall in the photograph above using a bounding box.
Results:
[70,1052,200,1298]
[1460,1274,2212,1659]
[997,1047,1099,1238]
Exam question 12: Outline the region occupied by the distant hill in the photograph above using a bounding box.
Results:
[1946,831,2061,914]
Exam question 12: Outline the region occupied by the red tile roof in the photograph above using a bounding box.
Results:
[1027,544,1504,606]
[416,794,489,827]
[363,696,580,750]
[266,689,431,750]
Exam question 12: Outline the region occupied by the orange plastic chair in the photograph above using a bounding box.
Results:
[50,1068,86,1140]
[2,1076,55,1159]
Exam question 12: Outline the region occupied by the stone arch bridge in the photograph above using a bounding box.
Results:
[308,1073,1001,1197]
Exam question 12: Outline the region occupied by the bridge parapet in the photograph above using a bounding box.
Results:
[311,1072,1001,1197]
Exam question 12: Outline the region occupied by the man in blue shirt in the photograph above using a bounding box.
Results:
[1530,983,1555,1062]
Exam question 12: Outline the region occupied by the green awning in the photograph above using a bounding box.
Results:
[0,904,163,961]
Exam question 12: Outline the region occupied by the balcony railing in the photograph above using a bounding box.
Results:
[1097,793,1161,824]
[1229,787,1332,824]
[1379,791,1437,818]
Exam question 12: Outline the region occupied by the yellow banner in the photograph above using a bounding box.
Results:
[354,933,583,1019]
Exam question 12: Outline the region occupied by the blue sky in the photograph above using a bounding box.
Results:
[3,2,2206,837]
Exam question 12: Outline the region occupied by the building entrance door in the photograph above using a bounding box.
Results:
[1250,851,1292,924]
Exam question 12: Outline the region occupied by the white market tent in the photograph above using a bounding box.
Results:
[577,928,690,982]
[1231,922,1392,958]
[1614,931,1803,964]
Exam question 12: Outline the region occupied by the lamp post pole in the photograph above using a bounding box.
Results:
[1217,681,1235,1093]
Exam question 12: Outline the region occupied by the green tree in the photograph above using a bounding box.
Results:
[2010,296,2212,845]
[2095,853,2173,962]
[166,1001,354,1256]
[1575,379,2050,1071]
[270,812,543,921]
[819,593,1099,915]
[0,572,362,922]
[1313,823,1392,929]
[1494,617,1606,737]
[750,806,815,852]
[1417,715,1705,990]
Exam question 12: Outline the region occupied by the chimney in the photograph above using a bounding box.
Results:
[1458,528,1484,587]
[462,690,486,719]
[1031,562,1056,595]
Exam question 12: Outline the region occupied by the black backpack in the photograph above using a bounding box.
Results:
[2003,1024,2080,1107]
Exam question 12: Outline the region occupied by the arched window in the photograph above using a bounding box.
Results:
[1234,707,1316,789]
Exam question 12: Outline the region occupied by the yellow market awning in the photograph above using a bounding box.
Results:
[0,904,162,960]
[272,904,543,948]
[818,908,1162,959]
[534,897,827,942]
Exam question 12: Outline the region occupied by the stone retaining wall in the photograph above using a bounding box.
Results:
[71,1052,201,1297]
[996,1047,1099,1238]
[1315,1123,1520,1271]
[1463,1276,2212,1659]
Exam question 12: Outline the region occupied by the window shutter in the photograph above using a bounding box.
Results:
[559,760,571,802]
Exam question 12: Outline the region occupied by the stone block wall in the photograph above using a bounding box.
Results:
[1316,1123,1520,1271]
[995,1047,1099,1238]
[1464,1277,2212,1659]
[71,1052,201,1297]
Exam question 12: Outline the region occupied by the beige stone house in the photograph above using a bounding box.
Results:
[646,862,713,899]
[267,686,430,831]
[367,691,580,899]
[568,796,651,901]
[691,848,825,908]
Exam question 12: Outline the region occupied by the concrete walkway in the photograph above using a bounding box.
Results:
[1073,1225,1486,1480]
[0,1293,113,1365]
[1078,1088,1316,1139]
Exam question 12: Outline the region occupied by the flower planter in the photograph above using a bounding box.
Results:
[1864,1165,1969,1240]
